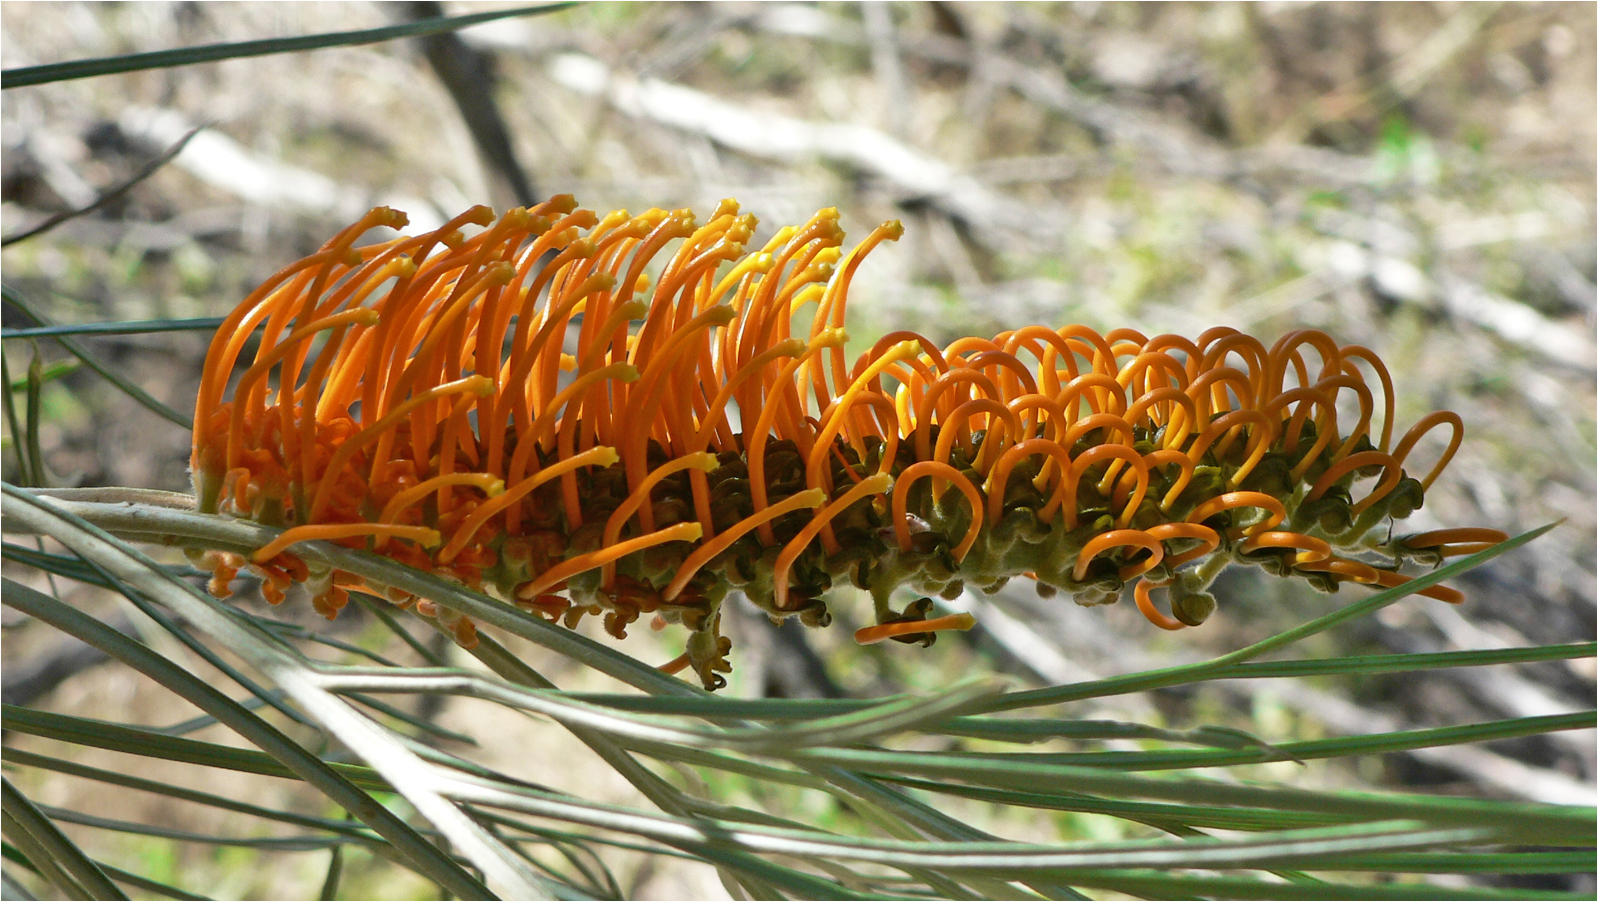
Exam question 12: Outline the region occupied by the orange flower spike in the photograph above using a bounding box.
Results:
[375,473,505,536]
[1242,530,1334,564]
[738,214,840,386]
[1057,325,1119,381]
[1001,326,1077,398]
[496,240,603,423]
[798,356,904,551]
[292,313,385,507]
[1124,387,1198,450]
[813,220,903,387]
[807,339,922,493]
[194,238,364,455]
[1267,329,1344,395]
[1067,444,1150,529]
[936,398,1020,477]
[513,361,638,481]
[1183,409,1278,488]
[317,257,420,418]
[375,262,516,477]
[1143,448,1197,512]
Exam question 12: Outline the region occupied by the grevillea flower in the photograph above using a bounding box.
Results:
[191,199,1507,689]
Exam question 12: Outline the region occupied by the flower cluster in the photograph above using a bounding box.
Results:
[191,200,1505,689]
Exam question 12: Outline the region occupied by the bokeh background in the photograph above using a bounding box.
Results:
[3,2,1594,898]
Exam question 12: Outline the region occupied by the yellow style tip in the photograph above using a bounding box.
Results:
[373,206,409,230]
[464,375,496,396]
[703,305,739,326]
[465,205,496,226]
[859,473,894,493]
[813,327,849,349]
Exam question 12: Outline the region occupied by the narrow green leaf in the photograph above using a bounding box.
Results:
[23,343,47,486]
[6,358,78,391]
[1057,869,1584,900]
[1,4,577,88]
[2,317,226,340]
[318,845,343,902]
[0,705,391,792]
[2,285,192,428]
[0,350,29,478]
[0,748,390,842]
[1,778,126,900]
[987,711,1596,770]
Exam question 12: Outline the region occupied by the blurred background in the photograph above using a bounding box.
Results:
[3,2,1594,897]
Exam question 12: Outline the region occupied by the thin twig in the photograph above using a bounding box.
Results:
[1,127,204,248]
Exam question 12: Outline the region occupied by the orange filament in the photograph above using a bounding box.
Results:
[1134,579,1187,631]
[1401,528,1510,557]
[1186,491,1287,539]
[892,462,985,562]
[1241,530,1333,564]
[1391,411,1464,491]
[773,474,892,611]
[854,613,977,645]
[518,522,704,600]
[1307,450,1403,516]
[1075,529,1166,582]
[663,489,827,602]
[253,524,441,563]
[1145,522,1222,570]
